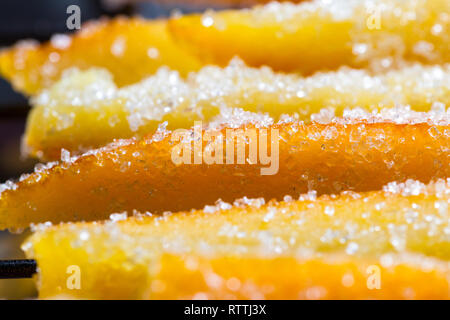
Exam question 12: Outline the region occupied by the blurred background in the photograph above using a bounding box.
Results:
[0,0,263,299]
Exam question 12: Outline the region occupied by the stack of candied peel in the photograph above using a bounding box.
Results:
[0,0,449,299]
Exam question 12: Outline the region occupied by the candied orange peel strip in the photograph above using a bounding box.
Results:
[0,18,201,95]
[24,178,450,299]
[155,0,307,6]
[0,231,36,299]
[169,0,450,74]
[24,61,450,160]
[2,0,448,96]
[2,119,449,230]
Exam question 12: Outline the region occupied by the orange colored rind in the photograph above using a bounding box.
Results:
[2,120,449,230]
[169,0,450,74]
[24,178,450,299]
[0,18,201,95]
[24,61,450,160]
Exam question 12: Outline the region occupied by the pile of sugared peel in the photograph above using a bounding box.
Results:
[0,0,449,299]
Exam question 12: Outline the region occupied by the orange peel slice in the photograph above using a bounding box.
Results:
[1,119,449,230]
[23,178,450,299]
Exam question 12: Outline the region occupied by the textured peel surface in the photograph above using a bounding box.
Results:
[0,18,201,95]
[169,0,450,74]
[25,60,450,160]
[23,179,450,299]
[2,120,450,230]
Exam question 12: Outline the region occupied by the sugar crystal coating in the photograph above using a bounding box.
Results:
[2,120,449,229]
[24,178,450,299]
[25,59,450,160]
[170,0,449,74]
[0,18,201,95]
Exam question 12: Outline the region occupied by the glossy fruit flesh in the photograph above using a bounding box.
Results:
[0,18,201,95]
